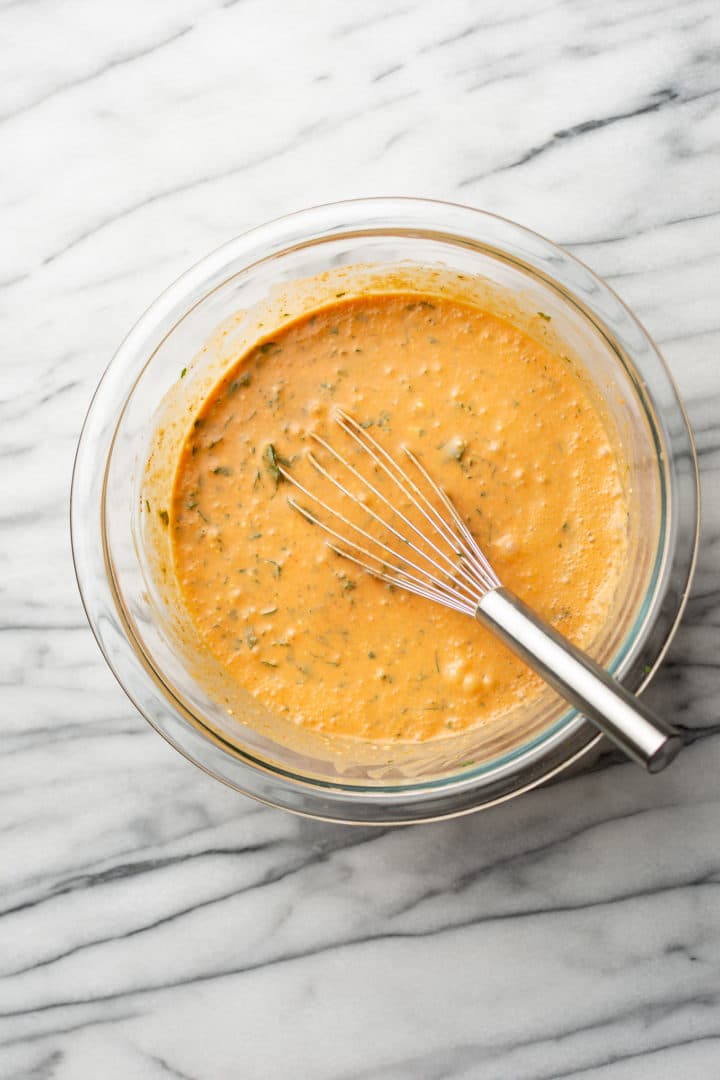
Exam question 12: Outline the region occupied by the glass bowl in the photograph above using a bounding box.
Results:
[71,198,699,824]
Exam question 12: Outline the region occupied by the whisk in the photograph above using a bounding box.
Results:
[280,409,682,772]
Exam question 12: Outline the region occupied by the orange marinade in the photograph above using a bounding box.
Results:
[171,294,628,742]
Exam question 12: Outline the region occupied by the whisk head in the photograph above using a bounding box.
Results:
[280,408,500,617]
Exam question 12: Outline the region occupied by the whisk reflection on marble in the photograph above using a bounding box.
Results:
[279,408,683,773]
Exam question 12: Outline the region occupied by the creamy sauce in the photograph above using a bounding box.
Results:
[171,294,628,743]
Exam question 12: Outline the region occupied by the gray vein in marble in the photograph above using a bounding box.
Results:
[460,83,720,187]
[3,89,418,291]
[0,26,194,126]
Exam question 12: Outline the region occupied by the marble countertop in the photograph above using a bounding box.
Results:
[3,1,719,1076]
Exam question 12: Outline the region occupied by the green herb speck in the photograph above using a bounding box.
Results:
[266,442,289,486]
[228,370,251,393]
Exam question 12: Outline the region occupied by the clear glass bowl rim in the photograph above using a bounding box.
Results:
[70,197,700,824]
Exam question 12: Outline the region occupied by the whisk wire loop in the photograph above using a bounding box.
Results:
[335,412,474,563]
[309,424,485,601]
[334,409,500,596]
[402,445,499,591]
[279,408,500,615]
[305,440,476,602]
[283,471,475,613]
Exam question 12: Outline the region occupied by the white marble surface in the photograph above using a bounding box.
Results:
[3,0,720,1076]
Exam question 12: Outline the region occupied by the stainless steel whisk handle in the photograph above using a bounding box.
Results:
[476,587,683,773]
